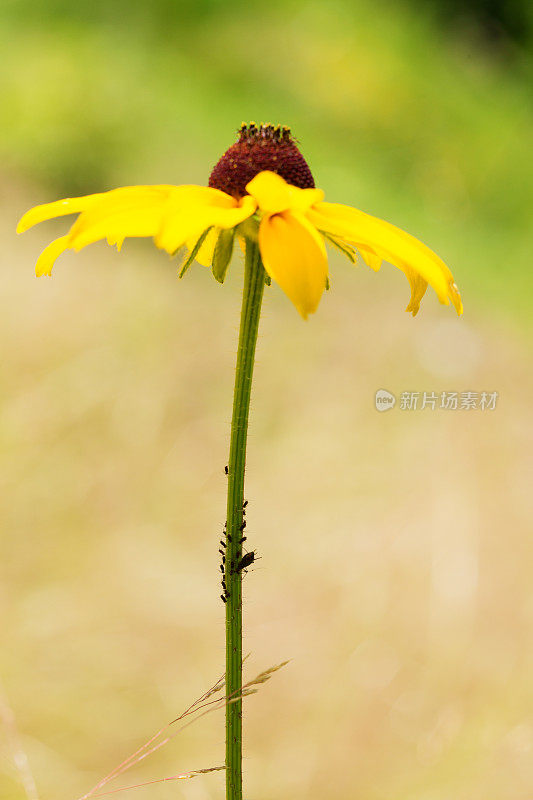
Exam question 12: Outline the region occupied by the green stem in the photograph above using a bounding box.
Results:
[225,238,265,800]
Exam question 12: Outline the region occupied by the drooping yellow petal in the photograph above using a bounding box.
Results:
[358,246,382,272]
[19,184,230,275]
[17,196,100,233]
[400,266,428,316]
[156,194,256,255]
[68,186,174,244]
[447,279,463,315]
[35,235,71,277]
[44,184,254,259]
[258,210,328,319]
[17,185,177,235]
[308,202,461,313]
[155,212,212,256]
[70,207,168,251]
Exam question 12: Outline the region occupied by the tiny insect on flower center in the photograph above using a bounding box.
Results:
[208,122,315,199]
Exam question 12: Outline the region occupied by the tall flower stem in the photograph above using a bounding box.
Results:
[225,238,265,800]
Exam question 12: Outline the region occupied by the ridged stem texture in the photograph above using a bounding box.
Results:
[225,238,265,800]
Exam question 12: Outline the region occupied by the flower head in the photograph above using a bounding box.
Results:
[17,123,462,319]
[209,123,315,198]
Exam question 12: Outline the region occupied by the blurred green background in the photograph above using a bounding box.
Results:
[1,2,532,799]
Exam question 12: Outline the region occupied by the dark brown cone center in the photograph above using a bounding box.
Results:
[208,123,315,199]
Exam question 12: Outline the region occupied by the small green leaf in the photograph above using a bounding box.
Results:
[212,228,235,284]
[178,227,212,279]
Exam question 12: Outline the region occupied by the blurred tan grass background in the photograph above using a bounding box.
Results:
[1,1,532,798]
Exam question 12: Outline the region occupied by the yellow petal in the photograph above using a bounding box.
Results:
[401,266,428,316]
[156,195,255,255]
[286,185,325,211]
[156,212,212,255]
[447,279,463,315]
[245,172,324,214]
[18,183,256,278]
[165,185,238,213]
[258,210,328,319]
[64,185,248,255]
[68,186,172,241]
[35,235,71,277]
[309,202,462,313]
[70,206,168,250]
[246,171,292,214]
[358,246,382,272]
[208,195,257,228]
[17,185,176,235]
[17,195,100,233]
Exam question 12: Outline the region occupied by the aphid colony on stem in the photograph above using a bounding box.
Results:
[219,495,256,603]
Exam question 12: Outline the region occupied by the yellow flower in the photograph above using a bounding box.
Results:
[17,123,462,320]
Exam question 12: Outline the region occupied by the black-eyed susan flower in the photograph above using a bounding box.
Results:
[17,123,465,800]
[17,122,462,319]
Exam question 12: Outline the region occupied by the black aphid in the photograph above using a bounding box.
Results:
[234,551,256,573]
